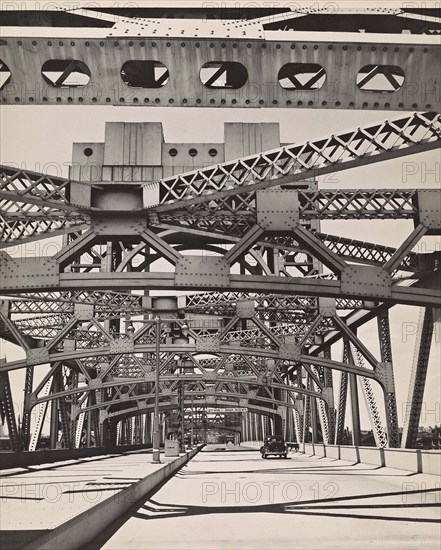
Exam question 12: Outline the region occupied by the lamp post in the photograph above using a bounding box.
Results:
[178,323,188,453]
[190,396,194,448]
[152,315,161,463]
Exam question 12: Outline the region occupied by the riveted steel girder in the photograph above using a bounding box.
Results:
[1,31,439,111]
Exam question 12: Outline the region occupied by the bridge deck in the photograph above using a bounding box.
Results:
[92,446,441,550]
[0,448,180,550]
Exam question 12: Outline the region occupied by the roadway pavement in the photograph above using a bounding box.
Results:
[91,444,441,550]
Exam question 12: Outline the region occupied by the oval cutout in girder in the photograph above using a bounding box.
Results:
[121,60,169,88]
[0,60,11,89]
[357,65,405,92]
[200,61,248,89]
[278,63,326,90]
[41,59,91,87]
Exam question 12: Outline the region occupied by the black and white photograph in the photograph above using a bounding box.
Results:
[0,1,440,548]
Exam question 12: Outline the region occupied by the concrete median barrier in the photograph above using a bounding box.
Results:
[22,446,202,550]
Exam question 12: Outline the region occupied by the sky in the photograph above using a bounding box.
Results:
[0,0,440,437]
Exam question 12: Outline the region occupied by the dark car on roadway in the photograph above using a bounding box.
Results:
[260,435,288,459]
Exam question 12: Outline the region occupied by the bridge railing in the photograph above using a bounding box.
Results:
[302,443,440,476]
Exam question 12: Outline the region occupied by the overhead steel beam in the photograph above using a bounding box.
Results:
[1,271,435,308]
[1,32,439,111]
[1,185,427,246]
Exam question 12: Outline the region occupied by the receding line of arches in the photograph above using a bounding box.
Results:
[0,59,406,93]
[32,375,322,409]
[82,391,297,418]
[106,400,287,423]
[77,391,303,419]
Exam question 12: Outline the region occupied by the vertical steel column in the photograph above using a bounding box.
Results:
[49,369,61,449]
[152,316,161,462]
[293,407,301,444]
[323,346,336,443]
[59,396,73,449]
[261,415,267,439]
[97,409,105,447]
[29,379,52,451]
[86,406,92,447]
[129,418,133,444]
[177,381,185,452]
[140,415,145,445]
[116,421,121,446]
[132,417,137,444]
[92,392,100,447]
[21,365,34,449]
[302,393,311,443]
[401,307,434,448]
[190,398,194,447]
[69,372,79,447]
[309,378,318,443]
[349,373,361,446]
[377,309,400,448]
[58,369,73,449]
[335,340,350,444]
[144,413,150,445]
[202,410,207,443]
[258,415,261,440]
[134,414,142,444]
[120,419,126,445]
[351,344,388,448]
[125,419,130,445]
[0,371,22,451]
[285,406,291,442]
[281,407,287,440]
[347,343,361,446]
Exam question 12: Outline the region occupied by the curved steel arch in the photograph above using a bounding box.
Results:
[104,399,286,424]
[4,343,377,381]
[43,375,321,418]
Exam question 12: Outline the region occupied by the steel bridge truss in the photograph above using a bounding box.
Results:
[0,8,440,452]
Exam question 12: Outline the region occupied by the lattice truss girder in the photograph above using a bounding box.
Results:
[1,111,439,245]
[149,111,440,207]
